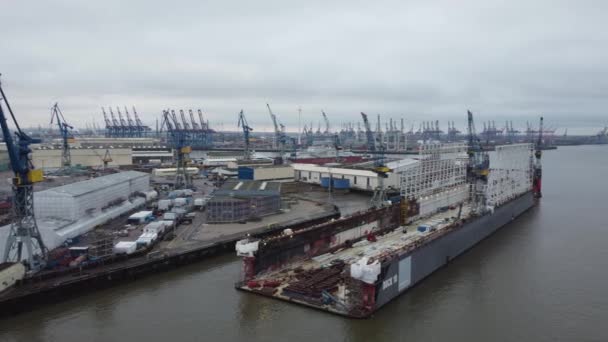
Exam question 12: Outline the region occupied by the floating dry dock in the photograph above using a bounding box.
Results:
[235,143,542,317]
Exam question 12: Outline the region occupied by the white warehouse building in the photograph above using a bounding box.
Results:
[0,171,152,256]
[35,171,150,221]
[293,159,419,192]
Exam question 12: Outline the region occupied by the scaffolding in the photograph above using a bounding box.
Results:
[400,143,468,200]
[206,195,281,223]
[485,144,533,207]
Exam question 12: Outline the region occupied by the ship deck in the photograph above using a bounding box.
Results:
[237,204,473,315]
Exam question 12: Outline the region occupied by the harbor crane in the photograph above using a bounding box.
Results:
[333,134,342,163]
[163,110,192,189]
[322,111,330,134]
[238,110,253,161]
[266,103,287,159]
[1,77,47,270]
[466,110,490,214]
[362,112,390,208]
[50,103,74,168]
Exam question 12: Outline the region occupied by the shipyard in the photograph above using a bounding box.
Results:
[3,1,608,341]
[0,84,555,317]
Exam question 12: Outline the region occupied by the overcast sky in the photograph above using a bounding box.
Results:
[1,0,606,134]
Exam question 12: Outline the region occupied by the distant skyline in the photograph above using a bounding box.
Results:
[2,0,607,135]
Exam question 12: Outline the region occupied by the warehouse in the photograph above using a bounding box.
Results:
[238,165,293,181]
[0,171,151,257]
[292,159,419,192]
[206,180,281,223]
[34,171,149,221]
[32,147,132,169]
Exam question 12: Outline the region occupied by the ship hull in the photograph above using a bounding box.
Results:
[374,191,535,311]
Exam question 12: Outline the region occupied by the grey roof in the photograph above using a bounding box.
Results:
[38,171,148,197]
[215,180,281,197]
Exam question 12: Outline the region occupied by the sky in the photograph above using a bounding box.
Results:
[1,0,607,134]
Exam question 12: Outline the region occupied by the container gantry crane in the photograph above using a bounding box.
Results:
[466,110,490,214]
[1,77,47,270]
[50,103,74,168]
[237,110,253,161]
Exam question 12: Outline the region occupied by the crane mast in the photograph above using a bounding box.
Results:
[238,110,253,161]
[0,78,47,270]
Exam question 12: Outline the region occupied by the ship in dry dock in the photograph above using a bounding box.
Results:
[235,136,543,317]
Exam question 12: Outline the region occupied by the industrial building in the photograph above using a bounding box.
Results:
[292,159,419,192]
[32,147,132,169]
[54,137,160,147]
[238,165,293,181]
[206,180,281,223]
[0,171,151,257]
[132,146,174,165]
[34,171,149,221]
[0,145,132,170]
